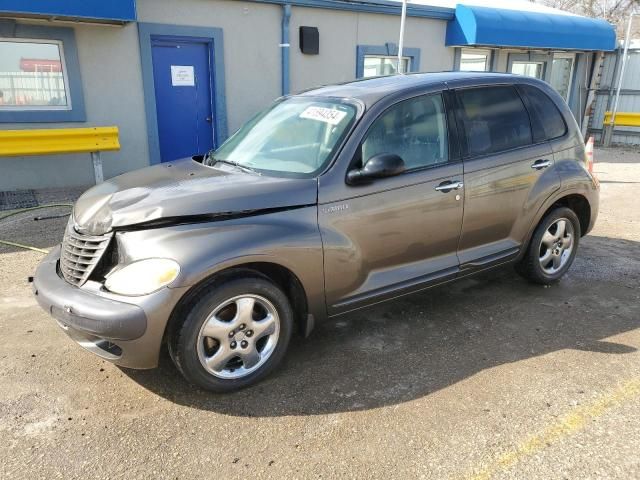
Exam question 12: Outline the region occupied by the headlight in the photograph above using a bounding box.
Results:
[104,259,180,296]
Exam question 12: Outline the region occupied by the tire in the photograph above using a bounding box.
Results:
[516,207,581,285]
[168,273,293,392]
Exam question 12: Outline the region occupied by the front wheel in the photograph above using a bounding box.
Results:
[169,274,293,392]
[516,207,581,285]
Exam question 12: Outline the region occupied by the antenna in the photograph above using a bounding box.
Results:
[397,0,408,74]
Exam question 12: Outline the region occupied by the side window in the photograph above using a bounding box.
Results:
[518,84,567,142]
[361,94,449,170]
[456,86,532,157]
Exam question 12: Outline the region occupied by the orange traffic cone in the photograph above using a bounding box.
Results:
[585,136,594,174]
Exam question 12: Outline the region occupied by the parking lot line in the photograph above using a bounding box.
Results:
[466,377,640,480]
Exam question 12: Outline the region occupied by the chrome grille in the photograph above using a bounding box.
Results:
[60,222,111,286]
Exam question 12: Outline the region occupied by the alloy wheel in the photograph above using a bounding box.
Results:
[538,218,574,275]
[196,294,280,379]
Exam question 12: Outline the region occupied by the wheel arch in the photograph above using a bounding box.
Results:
[165,261,314,346]
[549,194,591,236]
[519,190,593,262]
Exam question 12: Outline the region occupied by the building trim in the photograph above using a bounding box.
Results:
[138,22,228,165]
[356,43,421,78]
[0,0,137,23]
[0,21,86,123]
[250,0,454,19]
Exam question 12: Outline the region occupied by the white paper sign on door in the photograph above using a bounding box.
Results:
[171,65,195,86]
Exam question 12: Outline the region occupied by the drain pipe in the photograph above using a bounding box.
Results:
[281,4,291,96]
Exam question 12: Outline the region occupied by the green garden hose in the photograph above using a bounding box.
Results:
[0,203,73,254]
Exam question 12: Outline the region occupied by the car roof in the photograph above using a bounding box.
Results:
[297,71,538,107]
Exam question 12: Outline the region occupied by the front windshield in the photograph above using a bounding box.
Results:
[208,97,358,176]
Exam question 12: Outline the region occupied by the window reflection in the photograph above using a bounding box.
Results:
[0,40,69,109]
[511,61,544,79]
[460,49,491,71]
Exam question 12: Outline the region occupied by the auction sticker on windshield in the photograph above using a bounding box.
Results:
[300,106,347,125]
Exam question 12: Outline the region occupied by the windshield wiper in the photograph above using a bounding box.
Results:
[203,151,216,166]
[212,158,261,175]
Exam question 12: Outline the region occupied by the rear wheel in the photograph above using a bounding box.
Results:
[169,274,293,392]
[516,207,581,285]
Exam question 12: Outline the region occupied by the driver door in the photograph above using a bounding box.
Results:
[319,93,464,315]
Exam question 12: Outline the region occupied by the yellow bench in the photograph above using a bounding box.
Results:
[0,126,120,184]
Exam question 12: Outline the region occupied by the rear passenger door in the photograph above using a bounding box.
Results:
[453,85,558,268]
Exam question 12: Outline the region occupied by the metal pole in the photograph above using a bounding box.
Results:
[611,13,635,124]
[91,151,103,184]
[605,12,636,145]
[397,0,408,74]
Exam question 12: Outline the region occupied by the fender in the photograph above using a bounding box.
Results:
[519,161,599,259]
[112,206,327,323]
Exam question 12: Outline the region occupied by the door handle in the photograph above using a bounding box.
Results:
[531,159,551,170]
[205,117,212,123]
[435,180,464,192]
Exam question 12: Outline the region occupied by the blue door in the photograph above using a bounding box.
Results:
[151,38,214,162]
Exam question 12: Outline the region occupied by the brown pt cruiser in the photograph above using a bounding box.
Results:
[33,72,599,392]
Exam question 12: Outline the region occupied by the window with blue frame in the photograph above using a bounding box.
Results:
[356,43,421,79]
[0,22,85,122]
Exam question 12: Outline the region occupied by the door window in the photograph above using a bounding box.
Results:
[361,94,448,170]
[550,55,574,100]
[456,86,533,157]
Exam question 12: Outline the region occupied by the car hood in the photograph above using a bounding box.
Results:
[72,158,318,235]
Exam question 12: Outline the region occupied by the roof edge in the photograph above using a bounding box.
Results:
[248,0,455,20]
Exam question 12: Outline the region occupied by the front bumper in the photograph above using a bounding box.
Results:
[33,246,189,369]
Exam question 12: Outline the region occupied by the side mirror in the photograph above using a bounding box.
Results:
[347,153,406,184]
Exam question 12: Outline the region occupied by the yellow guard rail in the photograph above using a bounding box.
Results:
[603,111,640,127]
[0,126,120,184]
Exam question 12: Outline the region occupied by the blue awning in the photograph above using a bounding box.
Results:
[446,5,616,51]
[0,0,136,23]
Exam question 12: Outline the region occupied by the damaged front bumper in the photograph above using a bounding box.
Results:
[32,245,189,369]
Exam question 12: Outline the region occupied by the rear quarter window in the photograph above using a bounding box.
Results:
[518,84,568,142]
[456,86,533,157]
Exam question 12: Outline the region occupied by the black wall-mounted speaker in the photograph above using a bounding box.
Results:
[299,26,319,55]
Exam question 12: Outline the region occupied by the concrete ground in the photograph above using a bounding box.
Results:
[1,147,639,479]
